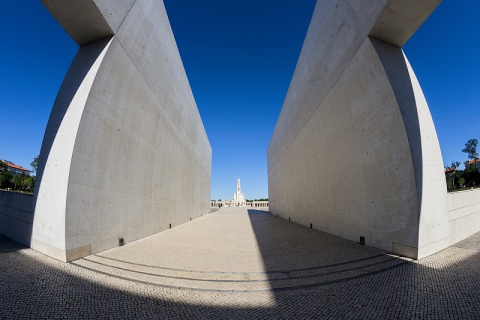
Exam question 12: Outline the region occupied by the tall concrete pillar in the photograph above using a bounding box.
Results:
[268,0,448,259]
[32,0,211,262]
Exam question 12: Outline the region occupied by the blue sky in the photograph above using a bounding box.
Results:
[0,1,478,200]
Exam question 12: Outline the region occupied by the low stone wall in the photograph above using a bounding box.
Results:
[448,189,480,245]
[211,201,269,210]
[2,186,478,255]
[249,201,269,209]
[0,190,33,246]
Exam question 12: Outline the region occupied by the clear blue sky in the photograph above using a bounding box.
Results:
[0,1,478,200]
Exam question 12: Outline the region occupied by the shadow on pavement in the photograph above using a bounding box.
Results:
[246,209,480,318]
[1,213,480,318]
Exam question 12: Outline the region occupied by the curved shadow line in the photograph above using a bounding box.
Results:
[72,260,408,293]
[94,253,387,275]
[80,255,400,283]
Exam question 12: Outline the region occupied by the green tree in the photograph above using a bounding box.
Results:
[451,161,460,170]
[462,165,480,188]
[462,138,478,166]
[446,178,454,190]
[0,161,13,189]
[448,161,461,190]
[11,174,22,190]
[21,175,34,191]
[30,155,39,175]
[459,139,480,187]
[0,161,6,188]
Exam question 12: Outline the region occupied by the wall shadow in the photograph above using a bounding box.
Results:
[0,234,30,254]
[0,191,33,247]
[2,214,480,318]
[371,38,424,223]
[246,209,411,291]
[246,209,480,318]
[1,235,273,319]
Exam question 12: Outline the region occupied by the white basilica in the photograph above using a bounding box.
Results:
[232,178,246,207]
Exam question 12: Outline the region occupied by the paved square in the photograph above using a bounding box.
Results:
[1,207,479,319]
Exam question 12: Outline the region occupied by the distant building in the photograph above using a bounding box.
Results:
[232,178,246,207]
[2,160,30,175]
[210,178,268,209]
[444,167,455,174]
[465,158,480,167]
[250,200,269,209]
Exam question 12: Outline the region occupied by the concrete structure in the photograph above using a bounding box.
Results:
[250,201,269,209]
[268,0,451,259]
[232,178,246,206]
[3,211,480,318]
[210,200,269,209]
[32,0,211,262]
[16,0,476,263]
[448,189,480,245]
[0,190,33,246]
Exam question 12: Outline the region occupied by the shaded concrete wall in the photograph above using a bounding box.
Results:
[268,0,446,259]
[32,0,211,262]
[0,190,33,246]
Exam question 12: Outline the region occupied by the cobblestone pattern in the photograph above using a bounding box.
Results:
[1,208,480,319]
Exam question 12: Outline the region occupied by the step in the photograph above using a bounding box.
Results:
[71,253,408,292]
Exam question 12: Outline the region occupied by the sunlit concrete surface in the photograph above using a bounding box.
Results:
[2,208,480,318]
[268,0,448,259]
[32,0,211,262]
[31,0,456,264]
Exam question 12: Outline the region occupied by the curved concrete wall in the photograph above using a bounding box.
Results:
[268,0,446,259]
[33,0,211,261]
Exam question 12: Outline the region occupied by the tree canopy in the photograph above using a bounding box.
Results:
[446,138,480,191]
[0,156,37,193]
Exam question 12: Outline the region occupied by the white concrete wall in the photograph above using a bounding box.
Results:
[448,189,480,245]
[0,190,33,246]
[33,0,211,262]
[268,0,446,259]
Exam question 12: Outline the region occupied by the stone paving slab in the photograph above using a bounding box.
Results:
[1,207,480,319]
[94,207,389,272]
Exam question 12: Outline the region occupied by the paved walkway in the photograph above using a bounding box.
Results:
[1,207,480,319]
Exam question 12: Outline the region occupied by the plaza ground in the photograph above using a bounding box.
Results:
[1,207,479,319]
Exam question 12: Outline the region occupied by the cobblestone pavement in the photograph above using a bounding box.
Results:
[1,207,480,319]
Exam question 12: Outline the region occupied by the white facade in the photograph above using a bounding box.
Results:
[232,178,246,207]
